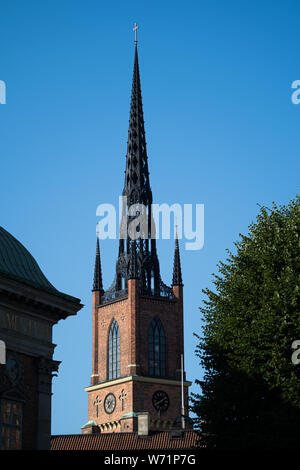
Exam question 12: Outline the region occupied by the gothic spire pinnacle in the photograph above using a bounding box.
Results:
[92,233,104,293]
[172,232,183,286]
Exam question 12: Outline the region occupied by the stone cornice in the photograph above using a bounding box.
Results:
[85,375,192,392]
[0,275,83,321]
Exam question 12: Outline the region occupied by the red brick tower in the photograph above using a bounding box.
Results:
[83,41,192,434]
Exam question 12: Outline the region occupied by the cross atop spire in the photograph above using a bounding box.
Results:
[133,22,139,45]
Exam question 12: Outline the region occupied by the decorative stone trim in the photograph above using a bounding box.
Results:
[85,375,192,392]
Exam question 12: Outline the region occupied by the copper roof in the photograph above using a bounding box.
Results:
[51,431,200,451]
[0,226,57,292]
[0,226,81,305]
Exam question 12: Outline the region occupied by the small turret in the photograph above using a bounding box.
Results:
[172,234,183,287]
[92,235,104,293]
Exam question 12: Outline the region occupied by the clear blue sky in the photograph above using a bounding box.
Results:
[1,0,299,435]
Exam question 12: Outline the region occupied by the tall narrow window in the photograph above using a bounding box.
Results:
[108,319,120,380]
[0,400,22,450]
[148,317,166,377]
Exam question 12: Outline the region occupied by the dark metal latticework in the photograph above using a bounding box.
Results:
[116,43,161,297]
[93,44,181,303]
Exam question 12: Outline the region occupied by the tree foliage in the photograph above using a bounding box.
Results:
[191,196,300,449]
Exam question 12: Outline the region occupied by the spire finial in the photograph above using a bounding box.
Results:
[133,22,139,45]
[175,217,179,242]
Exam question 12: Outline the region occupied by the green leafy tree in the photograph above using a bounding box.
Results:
[191,196,300,449]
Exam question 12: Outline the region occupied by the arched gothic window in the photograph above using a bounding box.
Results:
[108,319,120,380]
[148,317,166,377]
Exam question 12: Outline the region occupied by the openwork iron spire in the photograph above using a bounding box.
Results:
[122,43,152,208]
[115,41,160,294]
[92,235,104,292]
[100,37,174,303]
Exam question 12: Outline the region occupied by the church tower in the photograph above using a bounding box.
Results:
[84,35,191,434]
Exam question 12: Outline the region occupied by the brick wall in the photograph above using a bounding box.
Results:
[87,279,189,432]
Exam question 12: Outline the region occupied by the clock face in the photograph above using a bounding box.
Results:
[104,393,116,414]
[152,390,170,412]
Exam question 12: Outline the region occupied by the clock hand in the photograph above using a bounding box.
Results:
[156,398,167,406]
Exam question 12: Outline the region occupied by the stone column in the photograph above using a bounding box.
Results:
[36,357,60,450]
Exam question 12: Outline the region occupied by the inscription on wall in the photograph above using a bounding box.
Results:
[0,311,51,342]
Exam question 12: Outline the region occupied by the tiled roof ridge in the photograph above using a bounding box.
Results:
[50,430,200,451]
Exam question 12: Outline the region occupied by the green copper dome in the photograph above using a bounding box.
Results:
[0,226,57,293]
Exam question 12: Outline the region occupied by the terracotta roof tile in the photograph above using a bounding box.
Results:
[51,431,200,451]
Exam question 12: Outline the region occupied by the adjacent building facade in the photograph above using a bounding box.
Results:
[0,227,82,449]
